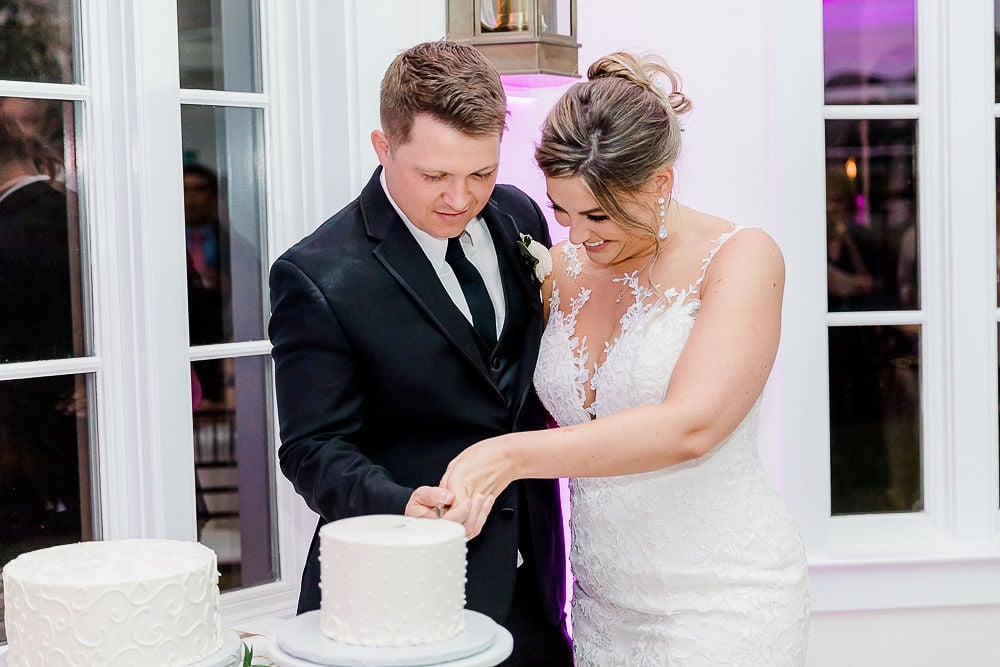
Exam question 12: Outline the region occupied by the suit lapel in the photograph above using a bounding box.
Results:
[362,169,493,384]
[481,199,543,333]
[481,200,545,416]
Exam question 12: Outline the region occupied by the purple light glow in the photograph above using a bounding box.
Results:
[498,79,576,631]
[499,81,574,245]
[559,477,573,634]
[501,73,581,89]
[823,0,916,104]
[822,0,915,31]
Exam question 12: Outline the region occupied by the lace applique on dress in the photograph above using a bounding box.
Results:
[562,242,583,279]
[536,244,594,424]
[533,228,809,666]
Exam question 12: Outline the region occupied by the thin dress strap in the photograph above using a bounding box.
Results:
[691,225,743,296]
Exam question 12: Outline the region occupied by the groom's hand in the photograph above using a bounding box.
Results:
[405,486,493,540]
[406,485,454,518]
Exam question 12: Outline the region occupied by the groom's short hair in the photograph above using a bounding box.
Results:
[379,40,507,145]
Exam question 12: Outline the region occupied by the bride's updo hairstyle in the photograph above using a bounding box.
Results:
[535,52,691,237]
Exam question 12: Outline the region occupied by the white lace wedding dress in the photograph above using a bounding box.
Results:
[534,229,809,666]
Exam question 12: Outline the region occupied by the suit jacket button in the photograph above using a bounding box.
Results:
[500,507,515,519]
[491,357,502,370]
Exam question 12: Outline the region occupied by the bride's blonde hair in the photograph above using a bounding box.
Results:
[535,52,691,238]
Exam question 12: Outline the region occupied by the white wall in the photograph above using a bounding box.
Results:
[302,0,447,224]
[497,0,787,476]
[577,0,787,475]
[808,606,1000,666]
[500,1,1000,664]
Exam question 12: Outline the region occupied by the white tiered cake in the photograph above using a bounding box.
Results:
[319,515,467,647]
[2,539,225,666]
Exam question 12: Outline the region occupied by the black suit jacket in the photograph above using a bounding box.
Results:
[269,168,566,628]
[0,179,81,537]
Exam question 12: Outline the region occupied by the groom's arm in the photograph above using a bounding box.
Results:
[270,256,492,535]
[268,256,412,521]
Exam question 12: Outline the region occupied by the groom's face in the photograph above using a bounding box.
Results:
[372,114,501,239]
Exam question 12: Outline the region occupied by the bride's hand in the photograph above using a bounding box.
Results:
[440,435,516,510]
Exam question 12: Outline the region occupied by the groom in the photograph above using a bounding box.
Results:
[268,41,571,664]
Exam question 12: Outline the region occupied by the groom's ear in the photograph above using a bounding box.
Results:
[371,130,391,165]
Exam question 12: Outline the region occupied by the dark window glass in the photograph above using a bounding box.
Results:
[0,372,94,643]
[182,104,266,348]
[829,325,922,515]
[995,118,1000,308]
[0,98,87,362]
[193,354,275,590]
[0,0,77,84]
[823,0,917,105]
[177,0,261,92]
[826,118,919,311]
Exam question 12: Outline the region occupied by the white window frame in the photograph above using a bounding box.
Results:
[26,0,313,625]
[25,0,450,630]
[774,0,1000,612]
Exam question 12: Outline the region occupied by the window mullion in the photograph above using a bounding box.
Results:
[98,0,197,541]
[914,0,952,541]
[938,0,1000,542]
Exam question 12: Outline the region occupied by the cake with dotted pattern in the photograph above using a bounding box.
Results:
[319,515,467,646]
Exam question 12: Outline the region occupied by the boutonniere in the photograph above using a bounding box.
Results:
[517,233,552,285]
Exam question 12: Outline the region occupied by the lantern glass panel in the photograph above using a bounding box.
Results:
[541,0,572,36]
[482,1,530,33]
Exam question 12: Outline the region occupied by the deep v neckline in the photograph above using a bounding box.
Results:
[570,271,693,417]
[551,227,740,417]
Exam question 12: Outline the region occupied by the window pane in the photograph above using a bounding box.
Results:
[0,372,95,643]
[0,0,77,84]
[826,118,919,311]
[182,105,266,347]
[823,0,916,105]
[193,354,276,590]
[541,0,572,36]
[829,325,922,515]
[0,98,88,362]
[177,0,261,92]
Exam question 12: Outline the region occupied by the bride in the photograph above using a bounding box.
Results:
[441,52,809,665]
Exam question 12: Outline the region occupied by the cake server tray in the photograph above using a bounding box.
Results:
[271,609,508,667]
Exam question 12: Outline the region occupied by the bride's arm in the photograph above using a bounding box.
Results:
[442,228,784,499]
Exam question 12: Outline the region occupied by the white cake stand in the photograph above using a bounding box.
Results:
[0,630,243,667]
[267,610,513,667]
[196,630,245,667]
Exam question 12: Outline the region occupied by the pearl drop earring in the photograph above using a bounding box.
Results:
[657,196,668,239]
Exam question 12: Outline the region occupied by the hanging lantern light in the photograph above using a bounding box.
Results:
[447,0,580,80]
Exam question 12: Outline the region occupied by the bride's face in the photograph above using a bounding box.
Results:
[545,176,655,267]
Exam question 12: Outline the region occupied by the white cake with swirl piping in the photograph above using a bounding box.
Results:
[2,539,224,666]
[319,515,467,646]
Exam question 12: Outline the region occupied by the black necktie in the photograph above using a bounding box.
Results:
[446,235,496,347]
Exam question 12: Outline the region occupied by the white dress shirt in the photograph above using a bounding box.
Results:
[380,172,506,335]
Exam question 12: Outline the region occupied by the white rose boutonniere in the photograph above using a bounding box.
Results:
[517,234,552,285]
